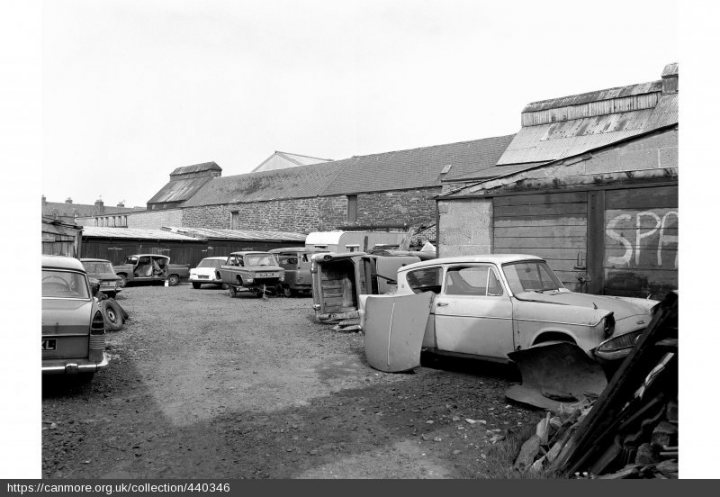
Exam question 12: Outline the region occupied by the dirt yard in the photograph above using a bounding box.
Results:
[42,283,542,479]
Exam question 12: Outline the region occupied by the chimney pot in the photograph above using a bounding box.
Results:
[65,197,72,204]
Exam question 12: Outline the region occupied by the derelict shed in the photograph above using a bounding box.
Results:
[161,226,306,255]
[438,63,678,299]
[81,227,206,267]
[42,216,83,257]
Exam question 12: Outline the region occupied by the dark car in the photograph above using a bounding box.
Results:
[270,247,327,297]
[80,258,122,298]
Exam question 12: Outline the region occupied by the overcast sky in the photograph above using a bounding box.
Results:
[41,0,679,208]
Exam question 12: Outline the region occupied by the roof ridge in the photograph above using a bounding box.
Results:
[346,134,517,161]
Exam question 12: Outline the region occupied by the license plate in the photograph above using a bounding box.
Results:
[198,275,209,279]
[258,272,277,278]
[42,339,56,351]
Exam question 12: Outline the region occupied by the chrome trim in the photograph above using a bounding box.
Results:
[513,317,603,328]
[42,353,110,374]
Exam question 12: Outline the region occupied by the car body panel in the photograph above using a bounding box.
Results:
[189,257,227,286]
[361,254,657,363]
[218,251,285,292]
[270,248,327,294]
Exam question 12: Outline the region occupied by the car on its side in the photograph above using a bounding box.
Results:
[359,254,658,364]
[42,255,109,378]
[190,256,229,289]
[80,258,122,298]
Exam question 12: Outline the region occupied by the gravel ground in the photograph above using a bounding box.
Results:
[42,283,542,479]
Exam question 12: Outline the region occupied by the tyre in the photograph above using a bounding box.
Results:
[101,300,124,331]
[220,283,229,290]
[192,282,201,289]
[168,274,180,286]
[282,285,292,298]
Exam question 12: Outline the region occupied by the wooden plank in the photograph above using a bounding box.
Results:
[493,247,583,260]
[493,191,587,206]
[605,185,678,210]
[495,217,587,228]
[495,225,587,238]
[494,204,587,218]
[494,236,586,249]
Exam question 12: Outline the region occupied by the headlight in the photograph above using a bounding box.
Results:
[603,313,615,338]
[596,329,643,355]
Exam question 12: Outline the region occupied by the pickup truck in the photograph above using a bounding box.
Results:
[113,254,190,287]
[218,251,285,297]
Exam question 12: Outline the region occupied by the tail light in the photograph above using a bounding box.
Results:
[89,310,105,362]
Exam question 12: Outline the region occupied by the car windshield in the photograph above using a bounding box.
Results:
[245,254,277,267]
[42,270,90,299]
[82,261,115,275]
[502,261,564,294]
[198,259,223,268]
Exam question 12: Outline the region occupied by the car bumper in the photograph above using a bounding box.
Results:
[189,277,222,283]
[42,353,110,374]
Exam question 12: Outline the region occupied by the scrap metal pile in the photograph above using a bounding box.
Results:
[511,292,678,479]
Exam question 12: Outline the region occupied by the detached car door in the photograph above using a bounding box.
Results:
[434,264,514,361]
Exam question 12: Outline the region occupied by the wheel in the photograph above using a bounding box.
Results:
[117,274,128,288]
[192,282,201,289]
[168,274,180,286]
[101,300,124,331]
[282,285,293,298]
[220,283,229,290]
[229,286,238,298]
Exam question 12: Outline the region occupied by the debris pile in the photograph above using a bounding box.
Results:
[316,310,362,332]
[512,292,678,479]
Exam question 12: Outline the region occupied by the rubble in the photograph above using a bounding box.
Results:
[509,292,678,479]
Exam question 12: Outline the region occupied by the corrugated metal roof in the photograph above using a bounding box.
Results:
[522,81,662,113]
[448,162,549,182]
[170,162,221,177]
[163,226,306,242]
[82,227,200,241]
[184,161,345,206]
[147,176,215,205]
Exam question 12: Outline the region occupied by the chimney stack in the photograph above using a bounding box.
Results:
[661,62,678,94]
[117,201,125,208]
[65,197,73,204]
[42,195,46,206]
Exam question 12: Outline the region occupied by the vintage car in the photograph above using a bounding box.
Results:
[359,254,658,364]
[113,254,190,287]
[269,247,327,297]
[42,255,109,378]
[80,258,122,298]
[190,256,229,289]
[218,251,285,297]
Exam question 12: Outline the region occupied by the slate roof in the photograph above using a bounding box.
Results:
[183,135,514,206]
[183,161,346,206]
[147,176,216,205]
[43,202,142,219]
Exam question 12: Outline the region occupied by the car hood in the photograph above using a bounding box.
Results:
[515,291,655,322]
[42,298,94,335]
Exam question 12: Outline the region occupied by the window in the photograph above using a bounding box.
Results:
[42,270,90,299]
[406,267,443,294]
[444,266,504,296]
[347,195,358,223]
[502,261,563,294]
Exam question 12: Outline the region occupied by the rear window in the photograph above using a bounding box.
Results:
[82,261,115,275]
[42,270,90,299]
[406,267,443,294]
[198,258,223,268]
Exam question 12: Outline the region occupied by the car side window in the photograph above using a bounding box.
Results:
[444,266,504,297]
[406,267,443,294]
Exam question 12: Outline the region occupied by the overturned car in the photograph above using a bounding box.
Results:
[359,254,657,372]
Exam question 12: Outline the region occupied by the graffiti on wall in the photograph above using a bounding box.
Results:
[605,208,678,269]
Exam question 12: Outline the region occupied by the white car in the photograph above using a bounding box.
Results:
[360,254,658,366]
[189,257,228,289]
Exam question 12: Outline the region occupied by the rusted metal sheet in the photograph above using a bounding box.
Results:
[521,94,659,127]
[522,81,662,114]
[147,177,214,204]
[363,293,433,373]
[506,342,607,412]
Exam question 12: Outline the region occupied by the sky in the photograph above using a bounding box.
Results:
[41,0,680,208]
[7,0,720,480]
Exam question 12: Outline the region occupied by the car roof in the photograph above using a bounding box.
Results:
[228,251,273,256]
[269,247,326,254]
[129,254,169,259]
[200,256,228,261]
[80,258,112,263]
[42,255,86,272]
[397,254,544,272]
